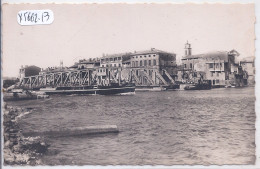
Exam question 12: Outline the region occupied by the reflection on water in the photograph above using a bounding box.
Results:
[8,87,255,165]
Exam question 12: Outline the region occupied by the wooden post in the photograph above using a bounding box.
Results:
[61,73,63,87]
[29,76,32,89]
[108,69,110,85]
[88,70,90,86]
[118,68,121,85]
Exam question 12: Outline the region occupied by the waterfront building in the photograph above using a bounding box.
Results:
[73,49,178,87]
[100,53,131,68]
[129,48,177,86]
[240,56,255,85]
[19,65,41,80]
[18,48,177,88]
[130,48,176,74]
[180,42,244,87]
[69,58,100,70]
[77,58,100,69]
[39,66,72,75]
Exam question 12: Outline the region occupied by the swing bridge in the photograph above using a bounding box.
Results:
[18,67,176,90]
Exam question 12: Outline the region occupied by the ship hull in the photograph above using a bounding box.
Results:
[40,85,135,95]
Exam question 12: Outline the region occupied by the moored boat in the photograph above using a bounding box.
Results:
[135,86,166,92]
[183,80,212,90]
[39,83,135,95]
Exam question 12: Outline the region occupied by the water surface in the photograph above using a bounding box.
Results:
[8,87,255,165]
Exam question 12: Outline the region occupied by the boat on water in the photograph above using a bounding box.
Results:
[182,80,212,90]
[3,89,49,101]
[135,86,166,92]
[39,83,135,95]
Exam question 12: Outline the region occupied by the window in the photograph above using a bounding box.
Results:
[153,55,156,57]
[216,80,219,83]
[140,56,142,58]
[149,70,152,76]
[149,55,151,57]
[153,59,156,66]
[216,63,219,68]
[140,60,143,66]
[114,57,117,61]
[119,64,121,67]
[114,64,116,67]
[148,60,151,66]
[144,60,147,66]
[211,72,214,77]
[217,72,219,77]
[102,65,104,67]
[136,56,138,58]
[209,63,214,68]
[184,64,186,68]
[190,63,192,69]
[118,57,121,60]
[110,58,113,61]
[132,61,135,67]
[144,55,147,58]
[136,61,138,67]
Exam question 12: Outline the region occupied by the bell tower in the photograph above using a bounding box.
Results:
[185,41,192,56]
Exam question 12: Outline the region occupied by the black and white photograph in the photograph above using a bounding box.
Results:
[1,1,257,167]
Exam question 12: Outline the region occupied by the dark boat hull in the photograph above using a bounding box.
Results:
[40,85,135,95]
[184,84,211,90]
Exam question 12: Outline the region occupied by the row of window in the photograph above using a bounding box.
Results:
[209,63,223,69]
[101,57,122,62]
[101,64,121,67]
[183,63,223,69]
[184,63,193,69]
[132,54,156,59]
[98,69,106,73]
[132,59,157,67]
[211,72,222,77]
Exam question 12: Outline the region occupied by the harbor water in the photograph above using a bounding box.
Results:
[7,87,255,165]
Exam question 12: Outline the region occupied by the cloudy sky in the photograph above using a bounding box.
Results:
[2,3,255,77]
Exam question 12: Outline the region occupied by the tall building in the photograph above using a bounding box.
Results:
[129,48,177,86]
[184,41,192,56]
[130,48,177,75]
[19,65,41,80]
[240,56,255,85]
[179,42,244,87]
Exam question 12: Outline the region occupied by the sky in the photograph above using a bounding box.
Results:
[2,3,255,77]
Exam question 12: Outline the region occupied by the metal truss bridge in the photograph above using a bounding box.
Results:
[19,68,175,89]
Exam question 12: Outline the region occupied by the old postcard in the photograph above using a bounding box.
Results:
[1,1,257,167]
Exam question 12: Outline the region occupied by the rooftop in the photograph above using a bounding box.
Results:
[182,50,239,62]
[131,48,176,56]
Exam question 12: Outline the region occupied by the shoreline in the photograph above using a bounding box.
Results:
[3,103,50,165]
